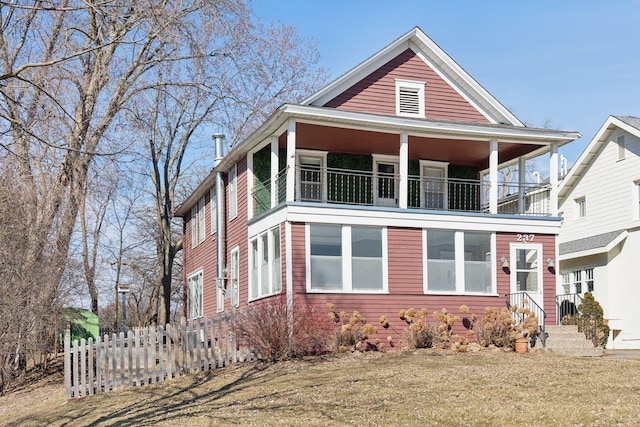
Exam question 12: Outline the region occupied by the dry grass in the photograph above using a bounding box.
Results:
[2,349,640,426]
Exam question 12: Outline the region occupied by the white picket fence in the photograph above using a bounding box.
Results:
[64,308,256,399]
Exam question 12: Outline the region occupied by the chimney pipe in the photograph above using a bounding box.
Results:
[213,133,227,291]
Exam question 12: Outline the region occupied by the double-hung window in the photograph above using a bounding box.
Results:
[296,150,327,202]
[424,230,494,294]
[229,164,238,220]
[307,224,387,292]
[187,269,203,320]
[230,246,239,307]
[575,197,586,218]
[191,197,206,248]
[573,270,582,294]
[249,226,282,300]
[210,188,217,234]
[585,268,594,292]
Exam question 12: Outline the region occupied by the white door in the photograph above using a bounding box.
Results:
[374,160,398,207]
[422,165,447,209]
[510,243,544,317]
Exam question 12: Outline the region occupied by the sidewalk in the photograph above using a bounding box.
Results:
[603,350,640,360]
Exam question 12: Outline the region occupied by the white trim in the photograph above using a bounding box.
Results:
[399,134,409,209]
[209,188,217,235]
[423,229,495,295]
[187,268,204,320]
[419,160,449,209]
[296,149,328,202]
[246,150,254,220]
[270,136,279,208]
[285,221,293,311]
[230,245,240,308]
[558,231,628,261]
[305,223,389,294]
[229,164,238,220]
[285,203,562,234]
[372,154,400,207]
[509,242,544,307]
[633,180,640,222]
[248,226,282,302]
[286,119,296,202]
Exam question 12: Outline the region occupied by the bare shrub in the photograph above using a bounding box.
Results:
[399,308,442,349]
[328,307,378,352]
[242,296,335,362]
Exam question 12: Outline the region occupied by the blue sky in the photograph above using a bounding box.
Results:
[253,0,640,168]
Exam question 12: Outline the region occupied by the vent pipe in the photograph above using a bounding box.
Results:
[213,133,227,290]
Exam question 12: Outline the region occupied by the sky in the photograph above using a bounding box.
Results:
[252,0,640,169]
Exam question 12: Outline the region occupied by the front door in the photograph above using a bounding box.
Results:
[510,243,544,321]
[374,159,398,207]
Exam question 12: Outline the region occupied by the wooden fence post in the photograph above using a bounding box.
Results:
[64,326,71,399]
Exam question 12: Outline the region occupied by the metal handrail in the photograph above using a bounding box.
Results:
[555,293,583,325]
[505,291,547,346]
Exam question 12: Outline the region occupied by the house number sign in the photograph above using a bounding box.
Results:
[516,234,535,242]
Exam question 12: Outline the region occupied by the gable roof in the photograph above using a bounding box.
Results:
[559,229,627,260]
[559,115,640,201]
[302,27,524,127]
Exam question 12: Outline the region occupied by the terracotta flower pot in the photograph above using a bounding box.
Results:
[515,336,529,354]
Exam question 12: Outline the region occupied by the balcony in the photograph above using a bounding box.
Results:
[252,166,552,217]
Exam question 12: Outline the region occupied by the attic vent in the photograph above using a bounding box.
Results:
[395,79,425,118]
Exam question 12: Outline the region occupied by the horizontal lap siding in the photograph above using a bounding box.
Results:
[184,191,218,318]
[325,49,488,123]
[227,158,249,311]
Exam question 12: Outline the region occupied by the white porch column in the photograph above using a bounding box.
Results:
[270,136,279,207]
[489,140,498,214]
[247,150,254,220]
[549,143,559,216]
[399,133,408,209]
[286,119,296,202]
[518,156,526,214]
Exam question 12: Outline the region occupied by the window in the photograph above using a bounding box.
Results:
[210,188,217,234]
[424,230,494,294]
[296,150,327,202]
[395,79,425,118]
[307,224,386,292]
[420,160,448,209]
[187,269,203,320]
[229,164,237,220]
[634,180,640,221]
[216,275,224,312]
[561,273,571,294]
[190,197,206,248]
[230,246,239,307]
[515,248,539,292]
[575,197,586,218]
[618,135,626,160]
[249,227,282,300]
[464,232,492,293]
[585,268,594,292]
[573,270,582,294]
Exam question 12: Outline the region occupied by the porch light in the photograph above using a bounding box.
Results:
[501,257,509,269]
[547,258,555,268]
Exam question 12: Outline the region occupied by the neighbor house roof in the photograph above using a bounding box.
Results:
[559,115,640,201]
[559,229,628,260]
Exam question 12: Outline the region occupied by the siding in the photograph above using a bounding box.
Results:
[290,224,558,347]
[559,128,640,243]
[325,49,488,123]
[226,158,249,311]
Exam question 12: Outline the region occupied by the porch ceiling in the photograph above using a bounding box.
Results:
[284,123,542,169]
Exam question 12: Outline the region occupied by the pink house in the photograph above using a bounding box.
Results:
[175,27,580,347]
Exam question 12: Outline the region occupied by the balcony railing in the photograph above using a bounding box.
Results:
[252,166,553,216]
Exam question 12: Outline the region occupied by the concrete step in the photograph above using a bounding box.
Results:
[543,325,603,357]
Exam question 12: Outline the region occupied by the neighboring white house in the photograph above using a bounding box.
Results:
[558,115,640,349]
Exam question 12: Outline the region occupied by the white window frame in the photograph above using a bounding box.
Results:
[191,197,206,248]
[230,246,240,308]
[561,272,571,294]
[216,276,224,313]
[617,135,626,160]
[423,229,496,295]
[210,187,217,235]
[633,180,640,221]
[296,149,328,202]
[187,269,203,320]
[573,270,583,294]
[249,226,282,301]
[305,224,388,293]
[575,196,586,218]
[419,160,449,209]
[395,79,425,118]
[585,268,594,292]
[229,164,238,220]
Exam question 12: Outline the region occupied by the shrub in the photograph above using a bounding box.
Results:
[328,308,378,352]
[399,308,442,349]
[465,307,515,348]
[577,292,609,347]
[243,295,335,362]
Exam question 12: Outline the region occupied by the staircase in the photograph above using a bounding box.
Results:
[544,325,603,357]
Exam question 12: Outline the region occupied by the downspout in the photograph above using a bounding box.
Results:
[214,134,227,292]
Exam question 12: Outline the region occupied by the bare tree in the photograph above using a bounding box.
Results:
[125,18,327,325]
